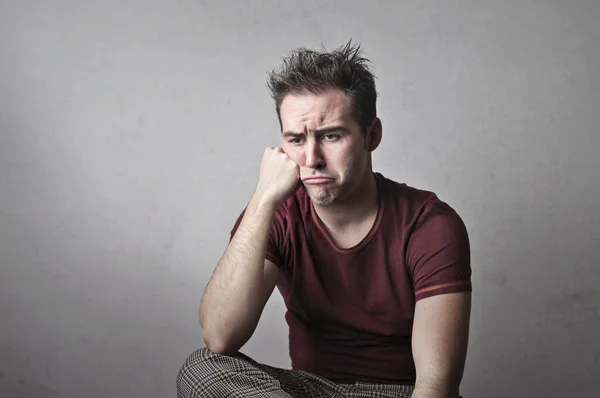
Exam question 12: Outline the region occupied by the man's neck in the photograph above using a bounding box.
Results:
[312,171,379,231]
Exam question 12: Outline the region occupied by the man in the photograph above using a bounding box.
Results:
[177,41,472,398]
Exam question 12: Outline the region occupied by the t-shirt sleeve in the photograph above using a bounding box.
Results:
[229,208,285,267]
[406,199,472,301]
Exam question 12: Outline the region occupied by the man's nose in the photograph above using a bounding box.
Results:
[304,141,325,169]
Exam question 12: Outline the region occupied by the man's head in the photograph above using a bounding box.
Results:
[267,41,378,134]
[267,41,382,206]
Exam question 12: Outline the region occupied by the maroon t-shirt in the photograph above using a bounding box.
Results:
[230,172,472,385]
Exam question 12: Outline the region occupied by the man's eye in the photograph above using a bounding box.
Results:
[323,134,339,141]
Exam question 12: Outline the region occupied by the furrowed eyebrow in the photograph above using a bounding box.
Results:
[314,126,348,134]
[282,131,304,139]
[282,126,348,137]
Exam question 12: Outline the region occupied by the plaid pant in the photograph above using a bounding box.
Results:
[177,348,415,398]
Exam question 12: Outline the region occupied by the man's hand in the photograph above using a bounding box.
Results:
[252,147,300,207]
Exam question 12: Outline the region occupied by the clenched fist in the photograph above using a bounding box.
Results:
[252,147,300,207]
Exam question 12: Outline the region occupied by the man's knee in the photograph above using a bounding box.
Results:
[176,347,221,397]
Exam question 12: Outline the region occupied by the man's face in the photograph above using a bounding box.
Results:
[280,89,373,206]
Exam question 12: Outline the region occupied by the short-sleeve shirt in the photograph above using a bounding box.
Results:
[230,172,472,385]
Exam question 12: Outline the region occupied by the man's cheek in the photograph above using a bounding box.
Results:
[285,151,303,167]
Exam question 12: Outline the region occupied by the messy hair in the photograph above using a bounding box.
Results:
[267,40,377,132]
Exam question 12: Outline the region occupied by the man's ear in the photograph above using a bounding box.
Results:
[366,118,383,152]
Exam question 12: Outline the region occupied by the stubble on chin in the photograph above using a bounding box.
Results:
[306,185,340,206]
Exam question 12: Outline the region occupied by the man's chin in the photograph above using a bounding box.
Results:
[306,189,338,206]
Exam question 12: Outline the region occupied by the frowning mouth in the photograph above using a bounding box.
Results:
[302,177,334,185]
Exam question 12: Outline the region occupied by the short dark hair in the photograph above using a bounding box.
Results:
[267,40,378,132]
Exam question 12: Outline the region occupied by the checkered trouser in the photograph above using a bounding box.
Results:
[177,348,415,398]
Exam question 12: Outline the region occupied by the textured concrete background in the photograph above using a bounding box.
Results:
[1,1,599,397]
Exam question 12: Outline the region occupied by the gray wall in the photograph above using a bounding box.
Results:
[1,1,598,397]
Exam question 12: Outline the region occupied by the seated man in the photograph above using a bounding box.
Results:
[177,41,472,398]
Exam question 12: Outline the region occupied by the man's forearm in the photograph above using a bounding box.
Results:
[200,196,277,354]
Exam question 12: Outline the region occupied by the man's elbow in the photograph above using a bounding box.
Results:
[202,330,244,356]
[203,337,236,356]
[200,316,251,356]
[414,373,462,398]
[198,305,257,356]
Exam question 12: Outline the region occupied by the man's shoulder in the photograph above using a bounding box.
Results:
[377,173,463,229]
[377,173,442,209]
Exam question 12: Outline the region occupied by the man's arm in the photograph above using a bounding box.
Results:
[200,147,299,355]
[411,292,471,398]
[200,199,280,355]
